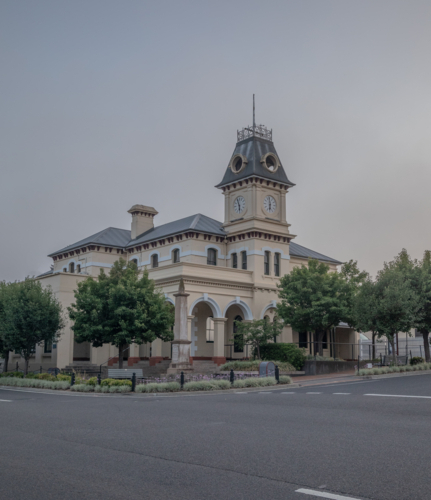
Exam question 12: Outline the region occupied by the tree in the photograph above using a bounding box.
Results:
[0,279,64,375]
[339,260,369,327]
[232,317,283,360]
[277,259,350,356]
[413,251,431,362]
[374,266,418,364]
[353,279,379,359]
[68,259,174,368]
[0,281,10,373]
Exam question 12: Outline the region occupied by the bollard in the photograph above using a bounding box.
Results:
[180,371,184,390]
[97,373,101,385]
[275,365,280,384]
[40,366,42,374]
[16,362,18,371]
[71,373,75,387]
[230,369,234,386]
[131,373,136,392]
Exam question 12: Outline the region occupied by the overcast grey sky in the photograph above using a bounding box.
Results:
[1,0,431,281]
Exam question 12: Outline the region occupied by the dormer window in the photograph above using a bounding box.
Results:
[151,254,158,268]
[207,248,217,266]
[172,249,180,263]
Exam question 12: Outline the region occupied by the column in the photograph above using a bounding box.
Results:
[149,338,163,366]
[212,318,227,366]
[128,343,140,366]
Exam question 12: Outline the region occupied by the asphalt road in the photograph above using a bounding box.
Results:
[1,374,431,500]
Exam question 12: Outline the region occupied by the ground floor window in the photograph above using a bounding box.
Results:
[44,341,52,354]
[206,317,214,343]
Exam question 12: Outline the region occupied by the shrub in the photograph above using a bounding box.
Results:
[0,377,69,390]
[219,360,295,372]
[57,374,71,382]
[0,371,24,378]
[86,377,98,386]
[136,382,181,393]
[410,357,424,366]
[259,343,305,371]
[71,384,94,392]
[94,385,109,393]
[109,385,131,393]
[184,381,215,391]
[232,376,277,388]
[35,373,56,381]
[279,375,292,384]
[101,378,132,387]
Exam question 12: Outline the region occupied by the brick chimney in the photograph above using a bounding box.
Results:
[128,205,158,239]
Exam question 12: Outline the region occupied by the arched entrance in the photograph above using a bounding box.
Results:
[225,304,248,360]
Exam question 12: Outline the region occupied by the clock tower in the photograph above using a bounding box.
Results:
[216,115,295,241]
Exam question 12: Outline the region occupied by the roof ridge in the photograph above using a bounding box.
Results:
[190,214,201,229]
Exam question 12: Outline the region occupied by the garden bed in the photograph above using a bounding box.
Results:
[357,362,431,376]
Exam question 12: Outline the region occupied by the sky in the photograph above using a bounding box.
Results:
[1,0,431,281]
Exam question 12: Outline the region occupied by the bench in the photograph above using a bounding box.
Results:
[107,368,143,379]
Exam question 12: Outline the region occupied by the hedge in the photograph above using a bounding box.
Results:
[259,343,305,371]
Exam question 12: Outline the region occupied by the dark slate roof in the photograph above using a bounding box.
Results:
[289,242,342,265]
[127,214,225,246]
[48,227,131,256]
[216,135,295,188]
[36,269,54,278]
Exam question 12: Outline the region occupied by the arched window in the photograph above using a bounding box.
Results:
[206,317,214,343]
[151,254,158,268]
[207,248,217,266]
[264,251,270,275]
[233,315,243,353]
[274,253,280,277]
[172,248,180,263]
[69,262,75,273]
[131,258,138,267]
[76,264,81,273]
[232,253,238,269]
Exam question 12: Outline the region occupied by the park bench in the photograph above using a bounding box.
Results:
[107,368,143,379]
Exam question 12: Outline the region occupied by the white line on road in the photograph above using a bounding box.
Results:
[306,392,322,394]
[259,392,272,394]
[0,399,12,402]
[364,394,431,399]
[296,487,361,499]
[281,392,296,394]
[333,393,351,395]
[235,392,247,394]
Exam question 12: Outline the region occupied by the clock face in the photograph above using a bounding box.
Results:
[264,195,276,214]
[234,196,246,214]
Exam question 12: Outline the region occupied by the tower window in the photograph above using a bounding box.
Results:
[264,251,270,275]
[232,156,243,172]
[151,254,158,268]
[76,264,81,273]
[274,253,280,277]
[232,253,238,269]
[241,251,247,270]
[172,248,180,263]
[206,317,214,343]
[207,248,217,266]
[69,262,75,273]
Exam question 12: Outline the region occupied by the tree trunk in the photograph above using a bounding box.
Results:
[390,338,397,365]
[24,357,29,376]
[372,332,376,360]
[423,332,430,363]
[118,344,124,369]
[2,351,9,373]
[317,330,324,357]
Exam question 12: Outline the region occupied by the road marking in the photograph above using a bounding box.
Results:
[0,399,12,402]
[296,488,361,499]
[281,392,296,394]
[235,392,247,394]
[364,394,431,399]
[306,392,322,394]
[333,393,350,395]
[259,392,272,394]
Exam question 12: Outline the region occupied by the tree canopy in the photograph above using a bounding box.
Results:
[68,259,174,368]
[0,279,64,374]
[232,317,283,360]
[277,259,352,355]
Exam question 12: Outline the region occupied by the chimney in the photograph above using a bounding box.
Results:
[128,205,158,239]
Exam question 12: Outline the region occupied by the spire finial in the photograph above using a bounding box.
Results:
[253,94,255,131]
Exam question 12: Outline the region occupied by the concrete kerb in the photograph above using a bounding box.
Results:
[0,383,301,398]
[358,370,431,380]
